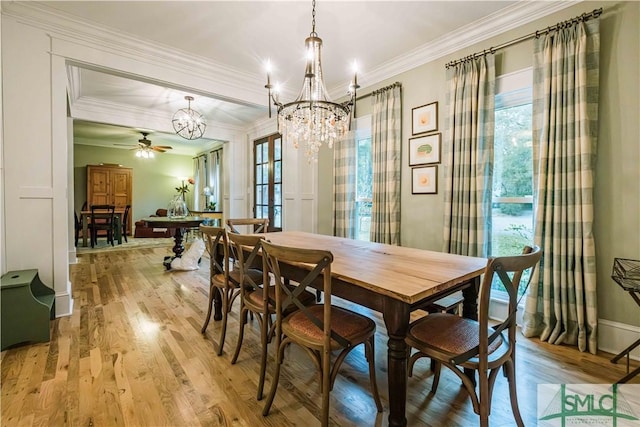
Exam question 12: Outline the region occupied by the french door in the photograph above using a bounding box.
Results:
[253,134,282,232]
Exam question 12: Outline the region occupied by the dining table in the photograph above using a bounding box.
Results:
[80,208,124,247]
[212,231,487,426]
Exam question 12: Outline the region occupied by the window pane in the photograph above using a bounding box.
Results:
[262,164,269,182]
[491,88,533,296]
[262,143,268,163]
[255,164,263,185]
[262,184,269,205]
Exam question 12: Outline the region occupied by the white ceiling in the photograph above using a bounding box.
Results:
[12,1,575,156]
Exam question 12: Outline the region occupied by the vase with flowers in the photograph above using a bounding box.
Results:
[168,177,194,218]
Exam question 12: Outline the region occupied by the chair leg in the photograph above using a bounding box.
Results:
[430,360,441,395]
[321,345,331,427]
[504,359,524,426]
[257,312,269,401]
[231,307,248,365]
[216,289,230,356]
[478,369,490,427]
[262,339,287,416]
[201,284,215,334]
[365,336,383,412]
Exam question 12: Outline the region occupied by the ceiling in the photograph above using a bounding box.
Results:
[13,1,574,156]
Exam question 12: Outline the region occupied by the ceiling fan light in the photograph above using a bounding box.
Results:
[173,95,206,140]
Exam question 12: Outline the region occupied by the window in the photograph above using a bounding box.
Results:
[254,134,282,232]
[355,117,372,241]
[491,69,534,295]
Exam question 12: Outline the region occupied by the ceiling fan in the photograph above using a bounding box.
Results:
[115,132,173,156]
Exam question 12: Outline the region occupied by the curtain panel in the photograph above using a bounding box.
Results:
[207,149,222,211]
[333,131,357,239]
[522,19,600,354]
[442,55,495,257]
[193,156,206,211]
[370,83,402,245]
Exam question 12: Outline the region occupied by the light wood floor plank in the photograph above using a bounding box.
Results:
[2,244,638,427]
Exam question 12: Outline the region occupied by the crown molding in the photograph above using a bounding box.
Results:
[2,2,268,106]
[328,0,580,97]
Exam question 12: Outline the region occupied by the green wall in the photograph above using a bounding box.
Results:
[317,1,640,327]
[73,144,194,228]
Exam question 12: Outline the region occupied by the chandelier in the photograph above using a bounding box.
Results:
[266,0,359,162]
[172,95,206,140]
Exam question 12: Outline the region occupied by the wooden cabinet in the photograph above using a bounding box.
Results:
[86,165,133,234]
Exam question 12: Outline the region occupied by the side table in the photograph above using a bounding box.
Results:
[610,257,640,384]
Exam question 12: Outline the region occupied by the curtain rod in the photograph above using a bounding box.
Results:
[445,8,603,69]
[355,81,402,102]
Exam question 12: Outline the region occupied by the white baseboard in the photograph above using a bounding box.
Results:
[490,298,640,361]
[599,318,640,362]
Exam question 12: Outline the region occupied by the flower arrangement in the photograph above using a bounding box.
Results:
[175,177,195,199]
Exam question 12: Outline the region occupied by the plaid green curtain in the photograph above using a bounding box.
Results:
[333,130,357,239]
[442,55,495,257]
[522,19,600,354]
[371,83,402,244]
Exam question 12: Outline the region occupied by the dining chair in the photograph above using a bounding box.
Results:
[199,225,262,356]
[405,245,541,427]
[121,204,131,243]
[226,218,269,234]
[74,211,83,247]
[89,204,116,248]
[227,233,316,400]
[260,240,383,426]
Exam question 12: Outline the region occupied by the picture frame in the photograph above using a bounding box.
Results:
[412,165,438,194]
[412,102,438,135]
[408,133,441,166]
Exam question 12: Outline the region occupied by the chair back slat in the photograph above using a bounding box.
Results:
[261,240,350,348]
[199,225,228,278]
[452,245,542,365]
[226,218,269,234]
[227,232,265,293]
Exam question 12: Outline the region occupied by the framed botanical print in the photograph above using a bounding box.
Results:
[408,133,441,166]
[412,165,438,194]
[412,102,438,135]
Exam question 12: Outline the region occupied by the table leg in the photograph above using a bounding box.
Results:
[163,227,187,270]
[383,299,410,427]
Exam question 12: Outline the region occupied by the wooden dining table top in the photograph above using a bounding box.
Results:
[262,231,487,305]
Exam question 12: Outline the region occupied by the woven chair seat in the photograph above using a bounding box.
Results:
[408,313,503,358]
[212,268,261,289]
[284,305,375,349]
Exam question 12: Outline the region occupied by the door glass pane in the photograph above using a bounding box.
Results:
[274,184,281,205]
[274,206,281,227]
[274,138,281,161]
[256,186,262,208]
[255,164,262,185]
[274,160,281,183]
[256,143,263,164]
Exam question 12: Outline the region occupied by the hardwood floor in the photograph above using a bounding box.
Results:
[2,245,638,426]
